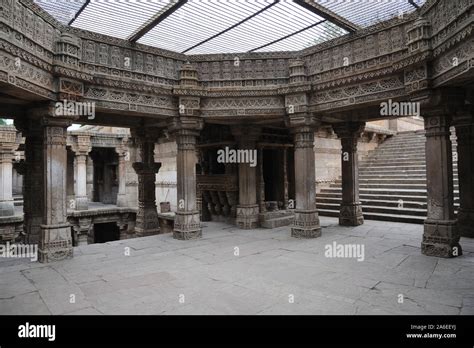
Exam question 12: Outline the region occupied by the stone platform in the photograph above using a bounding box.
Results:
[1,217,473,315]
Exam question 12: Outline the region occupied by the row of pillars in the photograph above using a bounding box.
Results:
[2,110,472,262]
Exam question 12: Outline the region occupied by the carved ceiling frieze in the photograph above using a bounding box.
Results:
[0,0,472,121]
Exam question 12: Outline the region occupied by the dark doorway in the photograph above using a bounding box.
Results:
[90,148,119,204]
[263,149,284,202]
[94,222,120,243]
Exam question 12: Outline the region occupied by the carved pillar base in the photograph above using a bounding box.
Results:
[339,203,364,226]
[173,211,202,240]
[457,209,474,238]
[291,209,321,238]
[39,223,73,263]
[422,220,462,257]
[134,205,160,237]
[236,204,259,229]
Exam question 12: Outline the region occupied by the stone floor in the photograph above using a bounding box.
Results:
[1,217,473,315]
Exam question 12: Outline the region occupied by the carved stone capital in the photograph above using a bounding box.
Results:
[0,126,18,154]
[332,122,365,139]
[286,114,320,131]
[132,162,161,175]
[168,116,203,135]
[71,135,92,156]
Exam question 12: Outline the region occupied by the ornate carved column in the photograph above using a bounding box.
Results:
[15,120,42,244]
[283,147,289,210]
[170,62,204,240]
[71,135,91,210]
[115,138,128,207]
[40,116,74,262]
[285,58,321,238]
[232,126,260,229]
[290,125,321,238]
[257,148,266,214]
[132,128,161,237]
[422,113,461,257]
[0,126,17,217]
[333,122,365,226]
[171,125,203,239]
[453,109,474,238]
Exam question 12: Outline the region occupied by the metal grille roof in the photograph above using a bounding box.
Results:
[34,0,425,54]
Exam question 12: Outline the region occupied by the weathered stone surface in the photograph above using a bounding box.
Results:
[2,217,472,315]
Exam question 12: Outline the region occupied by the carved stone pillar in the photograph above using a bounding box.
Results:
[291,125,321,238]
[422,114,461,257]
[15,119,43,245]
[333,122,365,226]
[132,128,161,237]
[71,135,91,211]
[0,126,17,217]
[86,155,93,200]
[283,148,289,210]
[453,110,474,238]
[115,139,128,207]
[40,118,74,262]
[285,59,320,238]
[257,148,266,214]
[232,126,260,229]
[173,128,202,239]
[171,62,204,239]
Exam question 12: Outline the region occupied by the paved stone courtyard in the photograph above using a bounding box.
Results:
[1,217,473,315]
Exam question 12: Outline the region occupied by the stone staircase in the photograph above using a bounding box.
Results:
[317,131,459,224]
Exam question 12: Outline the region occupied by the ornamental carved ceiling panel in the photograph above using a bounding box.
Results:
[0,0,472,122]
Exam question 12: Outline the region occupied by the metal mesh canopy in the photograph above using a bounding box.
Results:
[34,0,425,54]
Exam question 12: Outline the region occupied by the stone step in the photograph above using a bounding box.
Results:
[320,187,460,196]
[317,208,426,224]
[378,143,425,148]
[316,202,427,216]
[360,160,433,166]
[261,210,294,220]
[334,178,458,185]
[359,169,427,175]
[359,174,427,179]
[359,165,458,171]
[369,150,426,155]
[317,192,460,203]
[316,197,427,209]
[366,154,427,159]
[377,141,426,146]
[261,215,294,229]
